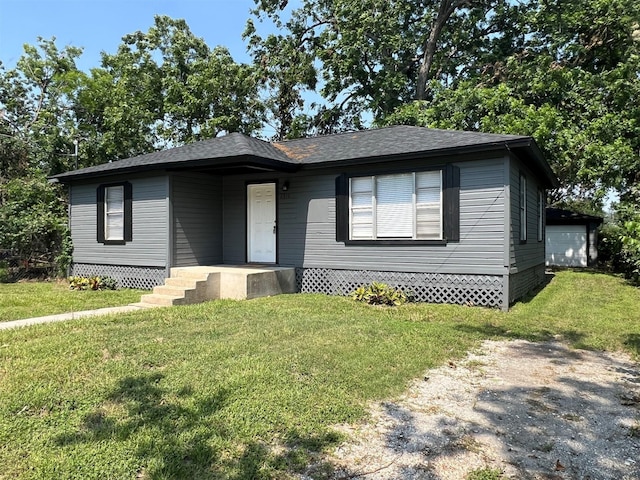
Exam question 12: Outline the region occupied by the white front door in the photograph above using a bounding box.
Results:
[247,183,276,263]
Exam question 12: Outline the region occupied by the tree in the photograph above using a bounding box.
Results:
[382,0,640,211]
[250,0,638,212]
[77,15,265,162]
[0,37,85,177]
[0,19,268,278]
[244,18,318,140]
[248,0,526,133]
[501,0,640,207]
[0,38,84,278]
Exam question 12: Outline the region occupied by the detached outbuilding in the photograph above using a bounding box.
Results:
[51,126,559,310]
[545,207,603,268]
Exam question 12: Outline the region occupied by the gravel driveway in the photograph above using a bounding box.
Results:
[304,340,640,479]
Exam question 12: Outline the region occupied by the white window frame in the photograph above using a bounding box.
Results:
[105,185,125,241]
[348,170,443,241]
[538,190,544,242]
[520,174,527,242]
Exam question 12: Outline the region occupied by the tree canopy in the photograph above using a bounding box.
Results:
[0,4,638,276]
[78,15,265,164]
[0,15,264,177]
[248,0,639,210]
[0,38,84,178]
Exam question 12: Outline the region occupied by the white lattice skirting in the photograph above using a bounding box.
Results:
[296,268,505,308]
[71,263,167,290]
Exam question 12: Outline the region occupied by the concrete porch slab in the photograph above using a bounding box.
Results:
[137,265,297,307]
[178,265,296,300]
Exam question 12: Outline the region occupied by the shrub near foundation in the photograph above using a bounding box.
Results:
[351,282,409,306]
[68,275,118,291]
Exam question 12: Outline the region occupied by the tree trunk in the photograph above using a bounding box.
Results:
[416,0,462,100]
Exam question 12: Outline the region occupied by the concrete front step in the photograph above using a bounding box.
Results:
[164,277,202,288]
[136,265,297,307]
[154,285,190,297]
[171,266,224,279]
[139,293,189,306]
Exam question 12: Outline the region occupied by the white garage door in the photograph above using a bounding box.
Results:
[546,225,587,267]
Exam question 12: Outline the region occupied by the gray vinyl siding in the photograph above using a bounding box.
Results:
[222,158,508,275]
[508,264,546,304]
[509,156,545,273]
[70,175,169,267]
[171,173,222,267]
[222,177,247,264]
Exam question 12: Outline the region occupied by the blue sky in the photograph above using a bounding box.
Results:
[0,0,275,70]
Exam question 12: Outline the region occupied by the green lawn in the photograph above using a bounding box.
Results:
[0,271,637,479]
[0,282,145,322]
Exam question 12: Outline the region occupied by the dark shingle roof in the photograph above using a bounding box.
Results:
[546,207,603,225]
[52,133,291,181]
[51,126,558,186]
[273,126,531,163]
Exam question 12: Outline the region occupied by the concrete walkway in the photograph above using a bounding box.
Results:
[0,304,153,330]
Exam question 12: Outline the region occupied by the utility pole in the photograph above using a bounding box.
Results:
[60,137,79,169]
[72,138,78,169]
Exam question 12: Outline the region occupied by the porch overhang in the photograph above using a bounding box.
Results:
[167,154,300,176]
[52,154,299,183]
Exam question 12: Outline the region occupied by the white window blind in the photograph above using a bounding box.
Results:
[376,173,413,237]
[350,176,373,239]
[105,185,124,240]
[416,171,442,239]
[349,170,443,240]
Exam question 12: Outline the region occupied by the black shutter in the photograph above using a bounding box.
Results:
[124,182,133,242]
[443,164,460,242]
[97,185,105,243]
[335,174,348,242]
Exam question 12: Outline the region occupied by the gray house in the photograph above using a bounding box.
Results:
[51,126,559,309]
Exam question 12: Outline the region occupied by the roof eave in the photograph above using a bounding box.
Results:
[506,138,560,189]
[50,154,299,183]
[546,217,603,226]
[546,208,603,225]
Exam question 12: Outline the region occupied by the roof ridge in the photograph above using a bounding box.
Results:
[274,125,407,145]
[234,132,277,149]
[274,125,529,145]
[232,132,292,161]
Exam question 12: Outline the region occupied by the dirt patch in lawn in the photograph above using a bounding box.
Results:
[305,340,640,479]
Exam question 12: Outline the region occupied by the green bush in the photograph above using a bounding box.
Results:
[99,276,118,290]
[54,231,73,277]
[0,175,69,279]
[600,220,640,285]
[351,282,408,306]
[620,221,640,284]
[69,276,118,291]
[0,260,9,283]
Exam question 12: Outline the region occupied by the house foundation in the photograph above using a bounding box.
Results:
[296,268,505,309]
